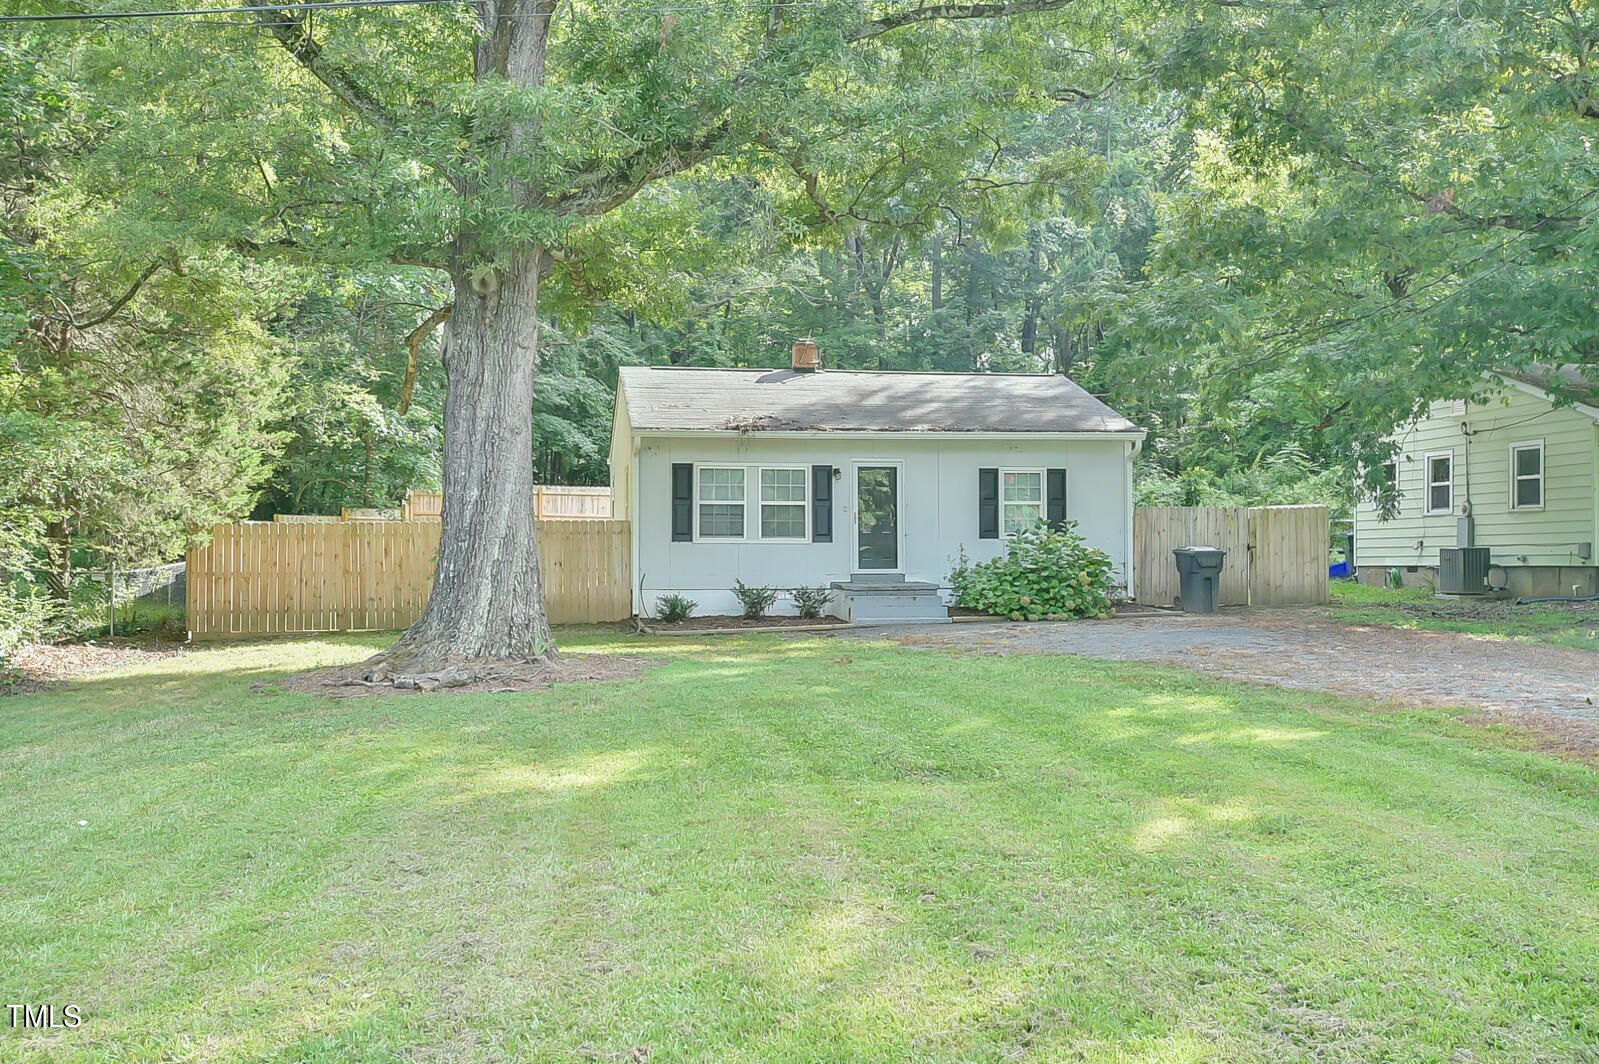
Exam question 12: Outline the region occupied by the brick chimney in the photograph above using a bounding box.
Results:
[791,338,821,372]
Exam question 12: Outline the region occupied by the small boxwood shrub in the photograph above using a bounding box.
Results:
[731,580,778,620]
[949,518,1116,621]
[654,594,698,623]
[790,585,833,619]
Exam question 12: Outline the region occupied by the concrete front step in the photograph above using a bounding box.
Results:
[831,579,950,625]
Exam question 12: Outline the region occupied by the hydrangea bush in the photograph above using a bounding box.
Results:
[949,519,1117,621]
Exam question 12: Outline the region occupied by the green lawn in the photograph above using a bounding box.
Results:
[1327,581,1599,652]
[3,631,1597,1063]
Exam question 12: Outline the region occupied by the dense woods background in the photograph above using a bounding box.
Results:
[3,0,1597,648]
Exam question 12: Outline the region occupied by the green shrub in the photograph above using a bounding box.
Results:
[731,580,778,620]
[0,576,50,668]
[654,594,698,623]
[790,585,833,619]
[949,518,1116,621]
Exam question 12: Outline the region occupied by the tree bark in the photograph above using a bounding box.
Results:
[377,249,556,669]
[45,519,71,602]
[398,304,451,416]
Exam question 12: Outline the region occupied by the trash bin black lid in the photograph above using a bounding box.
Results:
[1172,545,1226,555]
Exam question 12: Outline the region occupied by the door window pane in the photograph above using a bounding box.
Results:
[857,466,899,569]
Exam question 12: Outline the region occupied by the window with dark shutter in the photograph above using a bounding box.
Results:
[812,465,833,542]
[978,467,999,539]
[671,463,692,541]
[1046,468,1067,528]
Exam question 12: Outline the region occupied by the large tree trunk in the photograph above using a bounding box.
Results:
[378,249,556,670]
[367,1,559,674]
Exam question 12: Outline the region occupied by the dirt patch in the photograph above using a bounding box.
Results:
[1347,595,1599,626]
[1,639,188,695]
[644,615,848,632]
[261,652,659,698]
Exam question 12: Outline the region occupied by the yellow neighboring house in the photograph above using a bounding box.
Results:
[1354,365,1599,598]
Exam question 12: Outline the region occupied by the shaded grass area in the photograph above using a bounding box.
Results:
[3,630,1597,1062]
[1328,581,1599,652]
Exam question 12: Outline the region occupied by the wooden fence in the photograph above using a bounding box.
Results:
[1134,504,1330,607]
[399,486,611,521]
[187,519,631,638]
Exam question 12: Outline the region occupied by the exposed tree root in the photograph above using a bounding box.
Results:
[328,660,550,692]
[266,651,652,699]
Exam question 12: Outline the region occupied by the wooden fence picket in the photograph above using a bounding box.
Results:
[187,518,631,639]
[1134,504,1329,607]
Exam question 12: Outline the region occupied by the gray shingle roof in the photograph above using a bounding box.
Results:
[617,367,1141,434]
[1500,363,1599,408]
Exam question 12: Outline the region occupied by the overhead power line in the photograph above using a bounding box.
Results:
[0,0,464,22]
[0,0,864,24]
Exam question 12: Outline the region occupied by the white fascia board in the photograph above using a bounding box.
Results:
[1484,372,1599,422]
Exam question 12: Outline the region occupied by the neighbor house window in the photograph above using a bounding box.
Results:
[1424,451,1453,514]
[1001,469,1044,535]
[1510,441,1544,510]
[697,466,745,538]
[759,467,808,539]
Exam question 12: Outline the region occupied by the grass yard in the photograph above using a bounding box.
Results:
[3,630,1598,1063]
[1327,581,1599,652]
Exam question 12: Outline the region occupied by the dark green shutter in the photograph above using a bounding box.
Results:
[812,465,833,542]
[1046,468,1067,529]
[978,467,999,539]
[671,463,692,541]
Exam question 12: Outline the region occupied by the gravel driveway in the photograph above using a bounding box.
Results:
[848,609,1599,755]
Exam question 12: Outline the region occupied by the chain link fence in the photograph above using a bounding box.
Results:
[4,561,186,645]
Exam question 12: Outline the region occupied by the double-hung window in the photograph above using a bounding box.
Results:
[1424,451,1454,515]
[1001,470,1044,535]
[1510,441,1544,510]
[696,465,810,540]
[759,467,808,540]
[697,466,745,538]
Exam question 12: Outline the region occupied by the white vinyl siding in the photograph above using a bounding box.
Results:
[634,435,1136,617]
[1001,469,1043,535]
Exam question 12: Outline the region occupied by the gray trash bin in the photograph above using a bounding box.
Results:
[1172,546,1227,613]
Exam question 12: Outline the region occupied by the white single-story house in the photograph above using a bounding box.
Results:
[608,348,1146,623]
[1353,366,1599,598]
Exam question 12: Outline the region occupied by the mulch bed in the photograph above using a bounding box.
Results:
[1,639,189,696]
[261,653,659,699]
[643,615,849,632]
